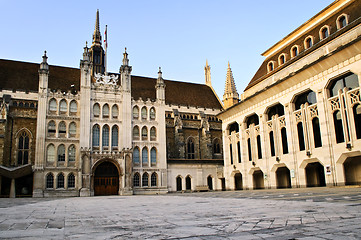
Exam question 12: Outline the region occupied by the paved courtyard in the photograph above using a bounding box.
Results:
[0,187,361,239]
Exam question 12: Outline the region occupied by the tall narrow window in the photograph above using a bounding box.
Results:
[133,173,140,187]
[59,99,67,113]
[46,173,54,189]
[142,127,148,140]
[187,138,195,159]
[297,122,305,151]
[47,144,55,163]
[279,54,285,65]
[353,104,361,139]
[133,106,139,119]
[268,62,274,72]
[58,121,66,136]
[142,147,149,165]
[49,99,57,112]
[93,103,100,117]
[312,118,322,148]
[150,107,156,120]
[230,144,233,165]
[68,173,75,188]
[281,128,289,154]
[213,139,221,154]
[141,107,147,120]
[151,172,157,187]
[17,131,29,165]
[92,125,100,147]
[111,125,118,148]
[150,127,156,141]
[257,135,262,159]
[133,126,140,140]
[69,122,76,136]
[102,104,109,118]
[142,173,149,187]
[48,121,56,135]
[57,173,64,188]
[68,145,76,162]
[69,100,77,114]
[133,147,140,164]
[112,104,118,118]
[269,131,275,157]
[151,147,157,165]
[57,145,65,162]
[333,110,345,143]
[102,125,110,148]
[237,141,241,163]
[247,138,252,161]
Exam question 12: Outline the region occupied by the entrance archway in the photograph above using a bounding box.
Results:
[94,161,119,196]
[253,170,264,189]
[234,173,243,190]
[305,162,326,187]
[276,167,291,189]
[176,176,182,191]
[344,156,361,185]
[185,175,191,190]
[207,176,213,190]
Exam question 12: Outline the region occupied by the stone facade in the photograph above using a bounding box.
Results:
[218,0,361,190]
[0,11,223,197]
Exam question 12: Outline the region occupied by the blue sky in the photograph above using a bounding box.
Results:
[1,0,334,99]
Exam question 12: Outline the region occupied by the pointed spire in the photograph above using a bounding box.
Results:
[158,67,162,78]
[156,67,165,101]
[204,59,211,87]
[92,9,101,46]
[223,62,239,108]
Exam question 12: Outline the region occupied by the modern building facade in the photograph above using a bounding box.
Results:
[0,11,223,197]
[218,0,361,190]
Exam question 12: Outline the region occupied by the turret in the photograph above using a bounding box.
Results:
[120,48,132,92]
[223,62,239,109]
[89,9,105,77]
[156,67,166,102]
[204,59,211,87]
[38,51,49,93]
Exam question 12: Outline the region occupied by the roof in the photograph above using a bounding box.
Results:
[0,59,222,109]
[245,0,360,91]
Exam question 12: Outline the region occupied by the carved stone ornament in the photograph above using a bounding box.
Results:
[94,73,119,85]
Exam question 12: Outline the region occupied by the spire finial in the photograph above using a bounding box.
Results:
[125,47,127,53]
[42,51,48,63]
[92,9,101,45]
[206,59,208,66]
[228,61,230,68]
[85,41,88,48]
[223,61,239,108]
[159,67,162,73]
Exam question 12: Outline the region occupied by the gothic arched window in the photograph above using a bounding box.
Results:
[57,173,64,188]
[133,126,140,140]
[333,110,344,143]
[46,173,54,189]
[151,172,157,187]
[142,147,149,165]
[133,147,140,164]
[57,145,65,162]
[59,99,67,113]
[187,138,195,159]
[68,145,76,162]
[141,107,147,120]
[112,104,118,118]
[68,173,75,188]
[17,131,29,165]
[150,127,156,141]
[133,173,140,187]
[92,125,100,147]
[102,104,109,118]
[133,106,139,119]
[69,100,77,114]
[102,125,110,148]
[93,103,100,117]
[151,147,157,165]
[47,144,55,163]
[111,125,118,148]
[142,172,149,187]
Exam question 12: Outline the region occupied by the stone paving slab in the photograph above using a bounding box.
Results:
[0,188,360,239]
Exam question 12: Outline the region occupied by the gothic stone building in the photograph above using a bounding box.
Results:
[219,0,361,190]
[0,11,223,197]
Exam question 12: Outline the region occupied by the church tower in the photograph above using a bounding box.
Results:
[89,9,105,77]
[223,62,239,109]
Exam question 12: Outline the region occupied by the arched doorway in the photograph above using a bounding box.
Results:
[253,170,264,190]
[234,173,243,190]
[305,162,326,187]
[94,161,119,196]
[344,156,361,185]
[207,176,213,190]
[185,176,191,191]
[276,167,291,189]
[176,176,182,191]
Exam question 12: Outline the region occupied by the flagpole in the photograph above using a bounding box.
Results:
[104,24,107,75]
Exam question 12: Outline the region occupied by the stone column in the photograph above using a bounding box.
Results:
[9,178,15,198]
